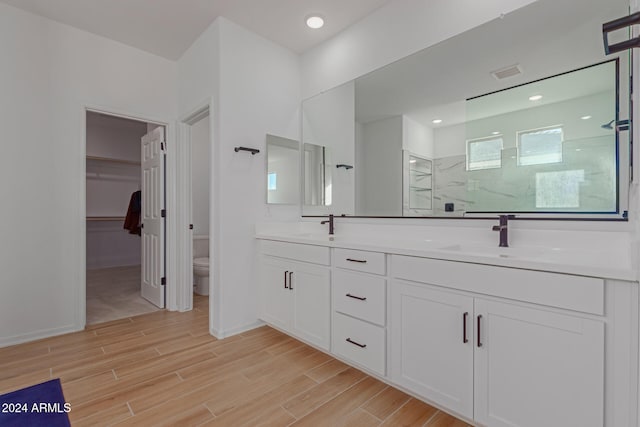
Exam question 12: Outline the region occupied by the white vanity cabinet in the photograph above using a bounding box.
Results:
[331,248,387,375]
[473,298,603,427]
[390,255,606,427]
[390,282,475,418]
[259,240,331,351]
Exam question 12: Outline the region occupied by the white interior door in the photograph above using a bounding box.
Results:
[141,126,165,308]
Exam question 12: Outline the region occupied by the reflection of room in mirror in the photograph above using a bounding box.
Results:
[319,0,631,218]
[266,134,300,205]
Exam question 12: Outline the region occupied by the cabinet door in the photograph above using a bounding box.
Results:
[390,281,474,419]
[291,262,331,351]
[474,299,604,427]
[259,256,292,331]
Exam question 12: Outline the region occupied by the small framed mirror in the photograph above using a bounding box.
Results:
[266,134,300,205]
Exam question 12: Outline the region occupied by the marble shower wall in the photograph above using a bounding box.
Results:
[433,135,616,215]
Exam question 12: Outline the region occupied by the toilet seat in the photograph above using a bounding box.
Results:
[193,257,209,268]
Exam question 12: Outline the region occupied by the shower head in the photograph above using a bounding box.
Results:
[601,120,615,130]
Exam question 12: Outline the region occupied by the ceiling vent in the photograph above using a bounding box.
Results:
[491,64,523,80]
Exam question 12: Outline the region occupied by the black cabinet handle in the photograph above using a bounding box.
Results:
[346,293,367,301]
[477,315,483,347]
[346,258,367,263]
[463,312,469,344]
[284,271,289,289]
[288,271,293,290]
[346,338,367,348]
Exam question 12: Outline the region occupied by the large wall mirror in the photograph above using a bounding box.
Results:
[302,0,632,219]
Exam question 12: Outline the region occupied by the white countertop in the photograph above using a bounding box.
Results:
[255,230,638,281]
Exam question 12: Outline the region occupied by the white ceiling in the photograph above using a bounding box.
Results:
[0,0,391,59]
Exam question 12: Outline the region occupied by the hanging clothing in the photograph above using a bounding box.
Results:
[123,190,142,236]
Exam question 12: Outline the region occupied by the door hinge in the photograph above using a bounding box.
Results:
[189,224,193,230]
[161,277,166,286]
[161,209,166,218]
[160,141,165,152]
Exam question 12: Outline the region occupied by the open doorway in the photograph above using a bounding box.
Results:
[85,111,166,325]
[191,113,210,302]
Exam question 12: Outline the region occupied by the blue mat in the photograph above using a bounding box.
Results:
[0,379,71,427]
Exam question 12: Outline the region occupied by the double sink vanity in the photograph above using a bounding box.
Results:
[256,222,638,427]
[260,0,638,424]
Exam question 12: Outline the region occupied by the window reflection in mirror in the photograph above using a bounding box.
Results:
[456,61,618,214]
[266,134,300,205]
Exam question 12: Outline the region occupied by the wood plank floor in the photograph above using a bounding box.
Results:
[0,295,471,426]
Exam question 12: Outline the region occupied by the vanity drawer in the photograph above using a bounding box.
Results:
[392,255,604,315]
[260,240,330,265]
[333,270,386,326]
[334,248,386,275]
[332,312,385,376]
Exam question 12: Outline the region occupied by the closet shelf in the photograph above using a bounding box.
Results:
[87,216,125,222]
[86,155,141,166]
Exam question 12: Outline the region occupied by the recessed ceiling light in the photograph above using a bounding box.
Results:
[409,159,417,164]
[576,148,582,152]
[581,115,592,120]
[432,119,442,124]
[492,131,500,135]
[306,15,324,29]
[529,95,543,101]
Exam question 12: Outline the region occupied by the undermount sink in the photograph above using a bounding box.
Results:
[439,244,545,259]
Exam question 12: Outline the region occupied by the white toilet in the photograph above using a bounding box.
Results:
[193,235,209,296]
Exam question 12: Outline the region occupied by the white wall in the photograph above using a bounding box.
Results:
[301,0,537,99]
[86,115,147,160]
[357,116,403,216]
[403,116,433,158]
[0,3,177,347]
[191,116,210,236]
[178,17,301,337]
[355,115,433,216]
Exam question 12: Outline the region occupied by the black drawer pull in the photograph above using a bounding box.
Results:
[346,293,367,301]
[477,315,483,348]
[346,258,367,263]
[346,338,367,348]
[463,312,469,344]
[284,271,289,289]
[288,271,293,290]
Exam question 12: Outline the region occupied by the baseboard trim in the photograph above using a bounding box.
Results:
[210,320,265,340]
[0,324,80,349]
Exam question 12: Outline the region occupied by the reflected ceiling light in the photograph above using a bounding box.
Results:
[432,119,443,124]
[409,159,417,164]
[581,115,592,120]
[306,15,324,29]
[492,131,500,135]
[529,95,543,101]
[576,148,582,152]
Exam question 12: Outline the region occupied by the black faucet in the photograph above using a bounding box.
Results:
[321,214,334,235]
[492,215,514,247]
